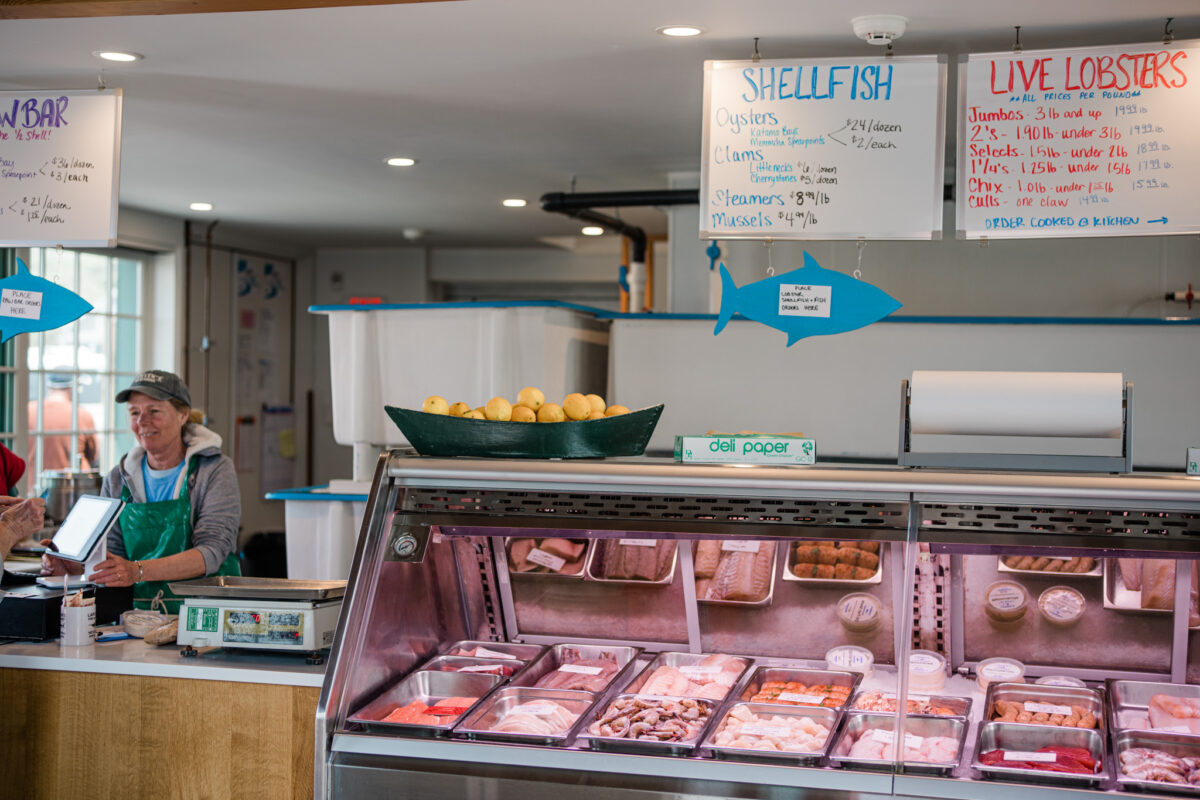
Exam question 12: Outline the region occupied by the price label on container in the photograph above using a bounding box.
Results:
[778,692,825,705]
[526,548,566,572]
[619,539,658,547]
[721,540,761,553]
[471,647,513,660]
[741,724,791,738]
[557,664,604,676]
[1004,750,1059,763]
[1024,701,1074,716]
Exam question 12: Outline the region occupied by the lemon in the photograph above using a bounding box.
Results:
[463,409,485,419]
[422,395,449,415]
[537,403,565,422]
[604,404,630,417]
[516,387,545,411]
[448,401,471,417]
[562,393,590,421]
[485,396,513,421]
[585,394,606,414]
[472,406,487,417]
[511,406,536,422]
[588,409,605,420]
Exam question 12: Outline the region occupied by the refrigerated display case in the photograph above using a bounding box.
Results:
[316,454,1200,800]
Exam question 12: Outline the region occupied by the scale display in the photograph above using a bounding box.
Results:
[223,608,304,644]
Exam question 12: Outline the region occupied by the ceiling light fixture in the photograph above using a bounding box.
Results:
[657,25,705,37]
[93,50,143,62]
[189,202,213,212]
[581,226,605,236]
[502,198,527,208]
[386,157,417,167]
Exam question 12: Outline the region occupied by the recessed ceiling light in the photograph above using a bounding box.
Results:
[93,50,143,62]
[189,202,213,212]
[581,226,605,236]
[502,198,527,208]
[656,25,705,37]
[386,157,417,167]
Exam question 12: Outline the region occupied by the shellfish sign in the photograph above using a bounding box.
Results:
[701,56,946,240]
[0,89,123,247]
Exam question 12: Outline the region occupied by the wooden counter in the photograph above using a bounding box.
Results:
[0,638,324,800]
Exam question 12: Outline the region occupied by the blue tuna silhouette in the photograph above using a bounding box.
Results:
[714,251,901,346]
[0,258,93,343]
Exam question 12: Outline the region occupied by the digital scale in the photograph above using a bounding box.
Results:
[169,576,345,663]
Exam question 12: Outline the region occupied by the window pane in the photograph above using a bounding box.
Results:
[77,313,108,373]
[115,257,140,316]
[40,249,77,292]
[79,252,110,314]
[114,429,136,459]
[115,317,138,375]
[26,331,43,371]
[41,324,76,373]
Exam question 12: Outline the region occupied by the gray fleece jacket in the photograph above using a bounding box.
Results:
[101,423,241,574]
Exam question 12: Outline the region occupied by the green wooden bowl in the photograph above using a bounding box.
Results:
[385,404,664,459]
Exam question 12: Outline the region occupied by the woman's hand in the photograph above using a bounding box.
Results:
[40,539,84,576]
[88,554,140,587]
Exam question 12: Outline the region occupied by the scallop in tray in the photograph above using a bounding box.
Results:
[584,538,678,585]
[693,539,777,606]
[997,553,1101,578]
[1114,729,1200,795]
[702,702,840,766]
[454,687,600,746]
[828,711,967,776]
[577,694,719,756]
[972,720,1107,788]
[1108,680,1200,737]
[783,540,883,586]
[348,670,505,737]
[622,651,753,704]
[738,666,861,710]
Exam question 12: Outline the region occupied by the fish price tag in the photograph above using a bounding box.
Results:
[679,665,721,678]
[470,646,513,660]
[1004,750,1058,763]
[1024,702,1074,716]
[557,664,604,675]
[778,284,832,318]
[459,665,508,674]
[721,540,761,553]
[0,288,42,319]
[515,702,563,717]
[1161,725,1192,734]
[740,724,790,738]
[870,730,925,748]
[778,692,825,705]
[526,548,567,572]
[619,538,658,547]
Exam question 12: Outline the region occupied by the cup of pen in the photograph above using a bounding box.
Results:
[60,586,97,646]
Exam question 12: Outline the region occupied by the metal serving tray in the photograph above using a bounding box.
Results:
[348,670,504,737]
[849,690,972,719]
[1109,680,1200,736]
[440,639,545,663]
[782,541,884,586]
[1114,729,1200,795]
[504,537,590,579]
[584,538,678,585]
[577,694,719,756]
[514,643,641,695]
[167,576,346,600]
[738,666,861,710]
[455,687,600,746]
[972,720,1107,788]
[984,681,1104,731]
[828,711,967,776]
[695,540,777,606]
[622,650,753,704]
[997,554,1101,579]
[703,701,840,766]
[420,655,524,679]
[1101,559,1198,628]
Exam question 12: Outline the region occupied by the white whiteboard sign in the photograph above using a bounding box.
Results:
[701,56,946,241]
[957,41,1200,238]
[0,89,122,247]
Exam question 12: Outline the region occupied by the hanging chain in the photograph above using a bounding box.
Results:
[855,238,865,279]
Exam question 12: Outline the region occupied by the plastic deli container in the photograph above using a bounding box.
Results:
[984,580,1030,624]
[836,592,882,634]
[826,645,875,677]
[1036,675,1087,688]
[1038,585,1086,627]
[977,657,1026,691]
[908,650,947,694]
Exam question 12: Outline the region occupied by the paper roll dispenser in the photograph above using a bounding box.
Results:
[898,370,1132,472]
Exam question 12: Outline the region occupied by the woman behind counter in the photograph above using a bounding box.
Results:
[44,370,241,611]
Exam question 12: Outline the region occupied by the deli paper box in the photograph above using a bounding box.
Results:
[1189,448,1200,476]
[674,435,816,465]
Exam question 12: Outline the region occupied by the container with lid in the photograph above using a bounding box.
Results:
[1037,585,1086,627]
[976,657,1026,691]
[836,592,882,634]
[826,645,874,677]
[1035,675,1086,688]
[983,580,1029,624]
[908,650,947,694]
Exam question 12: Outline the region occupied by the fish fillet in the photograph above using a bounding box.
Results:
[694,541,722,578]
[1142,560,1175,610]
[709,544,773,602]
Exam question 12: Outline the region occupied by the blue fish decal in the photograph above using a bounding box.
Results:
[0,258,93,343]
[714,251,901,345]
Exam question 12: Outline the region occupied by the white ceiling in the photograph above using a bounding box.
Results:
[1,1,1196,252]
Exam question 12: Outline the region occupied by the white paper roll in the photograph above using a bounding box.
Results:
[909,371,1124,438]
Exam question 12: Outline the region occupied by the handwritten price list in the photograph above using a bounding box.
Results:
[0,90,122,247]
[702,57,946,240]
[957,41,1200,238]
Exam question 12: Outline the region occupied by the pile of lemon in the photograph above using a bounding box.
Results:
[422,387,630,422]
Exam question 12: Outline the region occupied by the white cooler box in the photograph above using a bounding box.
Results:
[268,481,369,581]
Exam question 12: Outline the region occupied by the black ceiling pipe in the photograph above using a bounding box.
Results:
[540,189,701,263]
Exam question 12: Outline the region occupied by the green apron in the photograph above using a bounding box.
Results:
[120,456,240,613]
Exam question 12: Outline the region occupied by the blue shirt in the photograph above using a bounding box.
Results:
[142,457,186,503]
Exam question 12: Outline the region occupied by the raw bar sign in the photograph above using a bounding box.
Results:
[957,41,1200,238]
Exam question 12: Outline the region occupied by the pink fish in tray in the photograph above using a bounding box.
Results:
[638,654,746,701]
[1149,694,1200,734]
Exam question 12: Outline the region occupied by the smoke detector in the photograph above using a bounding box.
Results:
[851,15,908,45]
